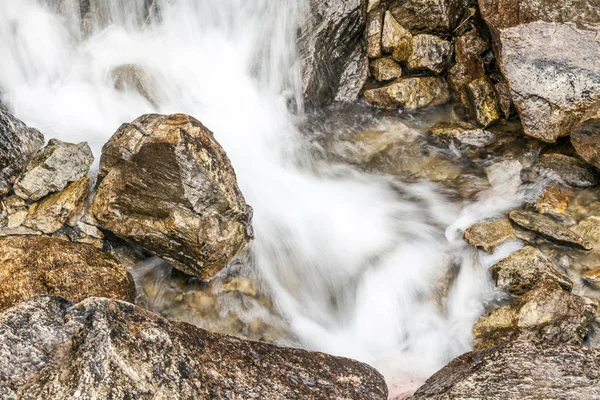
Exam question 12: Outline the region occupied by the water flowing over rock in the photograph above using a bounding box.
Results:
[298,0,369,105]
[14,139,93,202]
[0,296,388,399]
[0,107,45,197]
[388,0,466,33]
[88,114,253,280]
[363,76,449,109]
[411,339,600,399]
[473,280,597,350]
[463,218,515,253]
[428,121,498,148]
[111,64,157,105]
[0,236,134,312]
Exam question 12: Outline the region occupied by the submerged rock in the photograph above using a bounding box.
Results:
[0,296,388,399]
[363,77,449,109]
[485,159,522,193]
[464,218,515,253]
[388,0,466,33]
[509,210,593,250]
[448,28,487,112]
[406,34,452,75]
[0,236,134,312]
[428,121,497,147]
[14,139,93,201]
[411,339,600,399]
[491,246,572,295]
[370,57,403,82]
[88,114,253,280]
[0,107,44,196]
[473,280,597,350]
[536,153,599,188]
[572,118,600,171]
[111,64,157,105]
[534,184,570,216]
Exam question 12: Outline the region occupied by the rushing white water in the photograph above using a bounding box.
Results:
[0,0,525,395]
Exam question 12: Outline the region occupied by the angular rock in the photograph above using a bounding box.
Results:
[363,77,449,109]
[537,153,599,188]
[464,218,515,253]
[370,57,403,81]
[473,280,597,350]
[494,80,512,118]
[572,117,600,170]
[411,339,600,400]
[509,209,593,250]
[466,77,501,127]
[491,246,573,295]
[535,184,569,215]
[366,0,385,58]
[448,29,487,110]
[428,121,497,147]
[299,0,368,105]
[406,34,452,75]
[0,107,45,196]
[14,139,93,201]
[388,0,466,33]
[88,114,253,280]
[111,64,157,105]
[492,21,600,142]
[0,296,388,399]
[22,177,90,234]
[0,236,134,312]
[381,10,412,54]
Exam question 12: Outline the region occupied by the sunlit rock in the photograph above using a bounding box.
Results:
[381,10,412,54]
[536,153,599,188]
[0,296,389,399]
[491,246,573,295]
[88,114,253,280]
[0,236,134,312]
[464,217,515,253]
[406,34,452,75]
[366,0,385,58]
[111,64,157,105]
[363,77,449,110]
[466,77,501,127]
[370,57,403,81]
[14,139,93,202]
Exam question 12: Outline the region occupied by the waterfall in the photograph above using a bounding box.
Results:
[0,0,521,394]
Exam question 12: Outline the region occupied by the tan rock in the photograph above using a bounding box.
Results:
[381,11,412,54]
[448,29,487,111]
[464,218,515,253]
[406,34,452,75]
[571,118,600,171]
[582,267,600,289]
[221,277,256,297]
[428,121,497,147]
[370,57,403,81]
[111,64,157,105]
[537,153,599,188]
[366,1,385,58]
[363,77,449,110]
[466,77,501,127]
[535,185,569,216]
[388,0,466,33]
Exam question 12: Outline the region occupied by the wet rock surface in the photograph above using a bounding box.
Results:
[0,296,388,399]
[411,339,600,400]
[388,0,466,33]
[428,121,498,147]
[405,34,452,75]
[463,218,515,253]
[363,77,449,109]
[0,236,134,312]
[370,57,403,81]
[537,153,599,188]
[572,118,600,171]
[366,0,385,58]
[466,77,501,127]
[473,280,597,350]
[88,113,253,280]
[111,64,157,105]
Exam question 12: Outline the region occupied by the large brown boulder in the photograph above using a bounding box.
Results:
[88,114,253,280]
[0,296,388,399]
[0,236,134,311]
[411,339,600,399]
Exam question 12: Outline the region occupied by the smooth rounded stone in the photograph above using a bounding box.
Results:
[388,0,466,33]
[0,106,45,196]
[381,10,412,54]
[111,64,157,105]
[485,159,522,193]
[535,184,570,215]
[491,21,600,142]
[473,280,597,350]
[405,34,452,75]
[0,296,389,399]
[572,118,600,170]
[466,77,501,127]
[428,121,498,147]
[22,177,90,234]
[491,246,573,295]
[410,339,600,400]
[88,114,253,280]
[0,236,134,312]
[298,0,369,105]
[509,210,593,251]
[366,0,385,58]
[463,218,516,253]
[536,153,599,188]
[370,57,403,81]
[363,76,449,110]
[14,139,93,202]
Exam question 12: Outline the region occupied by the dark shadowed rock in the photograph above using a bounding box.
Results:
[572,117,600,170]
[0,296,388,399]
[411,339,600,400]
[363,77,449,109]
[473,280,597,350]
[0,236,134,312]
[299,0,368,105]
[370,57,403,81]
[491,246,572,295]
[111,64,157,105]
[406,34,452,75]
[0,107,44,196]
[463,217,515,253]
[88,114,253,280]
[536,153,599,188]
[448,28,487,112]
[509,210,593,250]
[388,0,467,33]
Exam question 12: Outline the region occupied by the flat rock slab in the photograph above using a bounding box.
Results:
[464,218,515,253]
[536,153,599,188]
[0,296,388,399]
[509,209,593,250]
[411,339,600,399]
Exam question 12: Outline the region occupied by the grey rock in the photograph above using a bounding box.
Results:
[0,107,45,196]
[491,246,573,295]
[111,64,157,105]
[463,218,516,253]
[366,0,385,58]
[536,153,599,188]
[388,0,467,33]
[485,159,522,193]
[411,339,600,400]
[0,296,388,399]
[508,209,593,250]
[14,139,93,201]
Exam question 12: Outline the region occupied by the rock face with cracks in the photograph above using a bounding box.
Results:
[88,113,253,280]
[0,296,388,399]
